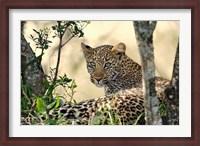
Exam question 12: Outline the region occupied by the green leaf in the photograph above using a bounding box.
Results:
[52,26,56,30]
[72,99,77,104]
[79,31,84,37]
[68,80,77,89]
[38,35,42,42]
[58,75,72,83]
[159,103,166,110]
[46,84,55,96]
[71,84,77,89]
[133,112,144,125]
[74,25,78,32]
[22,84,27,94]
[93,118,101,125]
[21,97,28,110]
[44,44,48,49]
[54,96,60,109]
[47,101,56,110]
[36,98,46,113]
[69,21,76,25]
[33,29,39,34]
[42,79,50,89]
[46,119,56,125]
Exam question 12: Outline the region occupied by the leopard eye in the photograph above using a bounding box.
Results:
[104,62,112,69]
[87,61,96,69]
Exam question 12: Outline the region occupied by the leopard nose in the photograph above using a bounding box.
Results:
[94,76,103,82]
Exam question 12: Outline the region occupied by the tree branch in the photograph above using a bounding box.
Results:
[53,21,67,83]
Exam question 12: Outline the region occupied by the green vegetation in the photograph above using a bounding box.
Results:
[21,73,78,125]
[21,21,89,125]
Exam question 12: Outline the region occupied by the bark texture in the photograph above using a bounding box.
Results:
[163,42,179,125]
[21,33,47,96]
[133,21,162,125]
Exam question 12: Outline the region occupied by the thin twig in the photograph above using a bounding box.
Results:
[53,22,66,83]
[60,35,74,48]
[63,87,74,102]
[53,21,90,83]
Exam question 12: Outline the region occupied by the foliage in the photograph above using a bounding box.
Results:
[91,110,122,125]
[21,73,78,125]
[30,27,52,63]
[91,110,144,125]
[159,103,167,117]
[21,21,89,125]
[29,21,90,59]
[52,21,89,38]
[30,27,52,50]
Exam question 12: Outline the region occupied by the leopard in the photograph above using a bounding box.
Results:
[21,42,170,125]
[81,42,143,95]
[81,42,169,95]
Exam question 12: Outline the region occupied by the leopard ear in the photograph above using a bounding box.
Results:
[81,42,93,55]
[112,43,126,59]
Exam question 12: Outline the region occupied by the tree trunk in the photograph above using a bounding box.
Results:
[133,21,162,125]
[163,42,179,125]
[21,33,47,97]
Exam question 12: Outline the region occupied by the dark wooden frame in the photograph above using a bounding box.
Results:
[0,0,199,145]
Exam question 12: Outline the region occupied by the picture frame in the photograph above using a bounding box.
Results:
[0,0,199,145]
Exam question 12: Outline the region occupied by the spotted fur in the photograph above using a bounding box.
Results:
[81,42,143,94]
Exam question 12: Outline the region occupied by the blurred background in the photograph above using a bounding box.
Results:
[23,21,179,102]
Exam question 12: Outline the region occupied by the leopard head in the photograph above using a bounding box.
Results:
[81,42,127,88]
